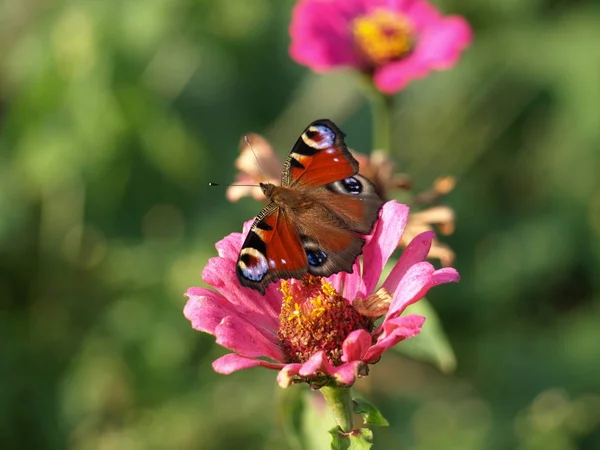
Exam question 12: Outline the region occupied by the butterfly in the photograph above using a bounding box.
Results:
[236,119,384,294]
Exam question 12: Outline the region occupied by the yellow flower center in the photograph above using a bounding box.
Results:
[352,10,414,66]
[278,275,372,366]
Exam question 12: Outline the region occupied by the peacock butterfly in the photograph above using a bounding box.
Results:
[236,119,384,294]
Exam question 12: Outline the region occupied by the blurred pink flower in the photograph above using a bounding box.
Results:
[289,0,473,94]
[184,201,459,388]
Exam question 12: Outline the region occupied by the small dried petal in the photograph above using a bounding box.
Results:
[434,176,456,195]
[402,206,456,266]
[226,133,281,203]
[353,287,392,318]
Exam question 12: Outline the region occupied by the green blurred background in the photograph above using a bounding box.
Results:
[1,0,599,448]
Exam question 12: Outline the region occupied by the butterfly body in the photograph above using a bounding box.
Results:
[237,120,384,294]
[260,183,313,210]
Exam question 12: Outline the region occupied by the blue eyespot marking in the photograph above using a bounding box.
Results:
[306,125,336,149]
[341,177,362,194]
[307,249,328,266]
[239,252,268,281]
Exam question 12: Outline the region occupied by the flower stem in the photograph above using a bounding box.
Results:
[320,385,354,433]
[371,92,393,153]
[361,75,394,153]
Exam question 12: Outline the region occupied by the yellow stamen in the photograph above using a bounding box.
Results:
[309,295,326,320]
[352,9,414,66]
[289,302,303,324]
[321,279,337,297]
[278,277,373,366]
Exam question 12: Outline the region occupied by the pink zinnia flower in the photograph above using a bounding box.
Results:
[184,201,459,388]
[289,0,473,94]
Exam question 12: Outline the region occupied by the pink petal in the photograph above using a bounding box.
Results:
[432,267,460,285]
[263,280,286,307]
[328,270,344,293]
[329,360,363,386]
[202,255,280,325]
[382,231,434,293]
[299,351,333,377]
[361,201,409,296]
[373,54,429,94]
[297,351,361,386]
[277,363,303,388]
[214,231,244,259]
[380,312,426,340]
[342,329,372,362]
[213,353,283,375]
[215,315,284,361]
[414,16,473,69]
[185,285,282,348]
[386,261,435,320]
[364,314,425,362]
[329,260,362,301]
[184,288,238,334]
[277,358,362,387]
[385,263,460,321]
[289,0,362,70]
[404,0,441,31]
[373,15,472,94]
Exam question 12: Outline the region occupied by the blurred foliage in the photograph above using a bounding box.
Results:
[1,0,600,449]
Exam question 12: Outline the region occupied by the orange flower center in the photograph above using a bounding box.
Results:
[278,275,372,366]
[352,10,414,66]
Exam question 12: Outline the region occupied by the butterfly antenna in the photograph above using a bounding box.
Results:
[208,182,259,187]
[244,135,269,183]
[208,135,269,188]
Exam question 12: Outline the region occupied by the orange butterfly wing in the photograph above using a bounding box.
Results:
[281,119,358,188]
[237,204,308,294]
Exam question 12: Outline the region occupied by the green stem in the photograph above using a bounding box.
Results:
[360,75,394,153]
[371,92,393,153]
[320,385,354,433]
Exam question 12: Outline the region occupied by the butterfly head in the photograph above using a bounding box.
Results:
[259,182,276,200]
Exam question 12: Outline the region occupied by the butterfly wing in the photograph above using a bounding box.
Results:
[294,174,384,277]
[236,203,308,294]
[320,174,383,234]
[237,119,384,293]
[281,119,358,188]
[280,119,383,232]
[296,211,366,279]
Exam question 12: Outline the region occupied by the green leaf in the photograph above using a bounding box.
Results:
[394,297,457,373]
[329,427,373,450]
[352,398,389,427]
